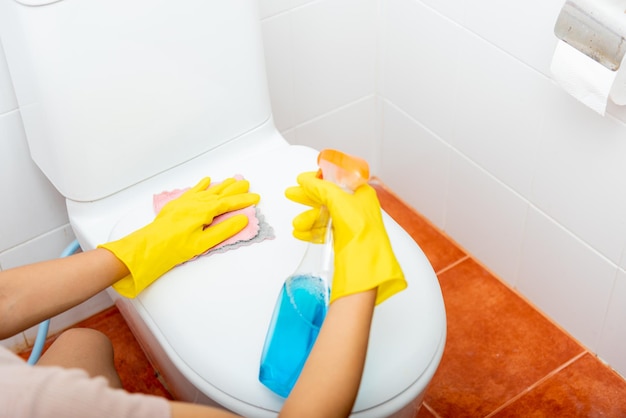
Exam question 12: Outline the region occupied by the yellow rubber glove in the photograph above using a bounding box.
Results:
[285,171,406,305]
[99,177,261,298]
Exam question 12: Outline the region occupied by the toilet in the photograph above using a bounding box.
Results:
[0,1,446,416]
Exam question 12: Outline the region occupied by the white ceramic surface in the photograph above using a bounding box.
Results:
[0,111,68,252]
[597,269,626,378]
[517,207,617,351]
[445,152,528,286]
[379,101,450,229]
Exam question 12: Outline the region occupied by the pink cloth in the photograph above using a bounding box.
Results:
[0,346,170,418]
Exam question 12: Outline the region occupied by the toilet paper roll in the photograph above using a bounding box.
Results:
[550,40,626,116]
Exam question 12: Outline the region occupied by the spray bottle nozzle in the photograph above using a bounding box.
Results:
[316,149,370,192]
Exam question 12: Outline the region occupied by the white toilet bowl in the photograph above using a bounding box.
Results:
[71,135,447,417]
[0,0,446,416]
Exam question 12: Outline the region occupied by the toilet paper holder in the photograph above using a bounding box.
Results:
[554,0,626,71]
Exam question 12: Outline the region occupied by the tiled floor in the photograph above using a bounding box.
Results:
[20,181,626,417]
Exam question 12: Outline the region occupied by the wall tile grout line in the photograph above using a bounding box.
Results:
[434,255,470,276]
[421,401,443,418]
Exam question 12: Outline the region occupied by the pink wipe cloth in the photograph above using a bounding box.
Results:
[153,176,270,256]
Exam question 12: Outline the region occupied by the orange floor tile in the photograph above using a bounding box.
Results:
[20,181,626,417]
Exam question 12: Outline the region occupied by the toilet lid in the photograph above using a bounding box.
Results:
[108,145,446,414]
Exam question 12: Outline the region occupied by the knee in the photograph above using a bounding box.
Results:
[56,328,115,360]
[45,328,122,389]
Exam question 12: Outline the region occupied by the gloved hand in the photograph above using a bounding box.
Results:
[99,177,260,298]
[285,171,406,305]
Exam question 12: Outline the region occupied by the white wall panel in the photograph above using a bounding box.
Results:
[459,0,563,76]
[597,269,626,379]
[381,0,462,141]
[451,31,548,199]
[416,0,465,26]
[258,0,316,19]
[0,111,68,252]
[0,41,17,114]
[532,86,626,265]
[293,96,379,170]
[380,101,450,228]
[261,14,296,132]
[0,225,75,270]
[291,0,377,124]
[517,207,617,351]
[445,152,528,285]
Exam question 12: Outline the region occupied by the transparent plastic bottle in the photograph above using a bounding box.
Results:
[258,221,333,397]
[259,149,369,398]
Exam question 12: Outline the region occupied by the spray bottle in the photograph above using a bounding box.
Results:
[259,149,370,398]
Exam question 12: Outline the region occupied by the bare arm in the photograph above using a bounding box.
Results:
[0,248,128,339]
[279,289,376,418]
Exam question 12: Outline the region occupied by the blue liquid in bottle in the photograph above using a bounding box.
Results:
[259,274,329,397]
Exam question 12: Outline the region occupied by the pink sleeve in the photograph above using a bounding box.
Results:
[1,348,170,418]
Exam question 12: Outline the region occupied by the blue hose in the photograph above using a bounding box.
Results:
[27,239,81,365]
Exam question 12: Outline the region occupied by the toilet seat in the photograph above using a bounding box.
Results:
[68,125,446,417]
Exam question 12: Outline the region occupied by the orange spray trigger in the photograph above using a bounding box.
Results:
[317,149,370,192]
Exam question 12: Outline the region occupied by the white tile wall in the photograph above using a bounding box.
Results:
[0,40,17,113]
[517,207,617,351]
[597,269,626,377]
[451,31,548,199]
[0,225,75,270]
[292,96,380,169]
[607,96,626,126]
[532,87,626,265]
[380,0,462,141]
[445,152,529,285]
[0,111,69,254]
[258,0,316,19]
[261,13,296,132]
[458,0,563,76]
[416,0,464,26]
[289,0,378,125]
[379,101,450,228]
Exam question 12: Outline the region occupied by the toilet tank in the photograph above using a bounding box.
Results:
[0,0,272,201]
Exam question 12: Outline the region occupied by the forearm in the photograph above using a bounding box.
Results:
[0,248,129,339]
[280,289,377,418]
